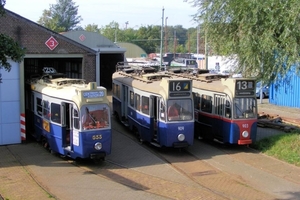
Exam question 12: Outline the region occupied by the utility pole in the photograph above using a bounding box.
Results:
[114,24,118,43]
[164,17,168,54]
[173,30,177,59]
[197,25,200,54]
[205,29,208,69]
[188,32,190,53]
[160,7,164,68]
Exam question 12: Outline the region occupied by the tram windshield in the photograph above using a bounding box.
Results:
[167,99,193,121]
[81,104,110,130]
[233,97,257,119]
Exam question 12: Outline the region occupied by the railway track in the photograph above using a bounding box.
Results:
[70,117,291,200]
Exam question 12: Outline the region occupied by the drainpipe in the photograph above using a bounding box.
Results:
[96,50,100,86]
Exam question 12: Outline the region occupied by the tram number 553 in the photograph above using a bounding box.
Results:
[92,135,102,140]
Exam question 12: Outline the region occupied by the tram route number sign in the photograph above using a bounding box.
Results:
[169,80,191,97]
[235,80,255,96]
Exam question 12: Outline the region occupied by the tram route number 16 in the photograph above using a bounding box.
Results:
[171,82,182,91]
[170,80,190,92]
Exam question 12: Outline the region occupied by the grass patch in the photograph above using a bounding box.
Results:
[252,132,300,167]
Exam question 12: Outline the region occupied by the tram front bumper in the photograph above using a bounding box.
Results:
[90,152,106,160]
[238,139,252,145]
[173,141,189,148]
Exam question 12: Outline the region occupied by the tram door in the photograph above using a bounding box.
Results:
[214,95,225,139]
[62,102,72,148]
[150,95,158,139]
[121,85,128,120]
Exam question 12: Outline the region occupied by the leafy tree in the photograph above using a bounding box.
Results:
[101,21,121,42]
[133,25,161,54]
[85,24,101,33]
[185,0,300,83]
[38,0,82,32]
[0,0,25,72]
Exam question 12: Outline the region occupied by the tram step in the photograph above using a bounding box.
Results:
[121,121,129,127]
[64,146,71,151]
[150,142,161,148]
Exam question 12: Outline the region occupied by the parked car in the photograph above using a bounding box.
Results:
[256,81,269,98]
[232,73,242,78]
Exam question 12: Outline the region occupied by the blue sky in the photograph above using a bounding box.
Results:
[5,0,198,29]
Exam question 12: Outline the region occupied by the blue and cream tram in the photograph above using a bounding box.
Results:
[112,66,194,148]
[30,74,111,161]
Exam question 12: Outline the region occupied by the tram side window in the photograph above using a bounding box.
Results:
[135,94,141,111]
[193,92,200,110]
[225,100,231,118]
[73,109,80,129]
[43,100,50,120]
[201,95,212,113]
[113,83,120,99]
[160,100,166,121]
[51,103,61,124]
[130,91,134,107]
[141,96,149,115]
[36,97,43,116]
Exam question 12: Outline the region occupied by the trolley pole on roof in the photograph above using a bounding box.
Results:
[160,7,164,68]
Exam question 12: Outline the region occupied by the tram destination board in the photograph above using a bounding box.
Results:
[83,91,105,99]
[169,80,191,97]
[235,80,255,96]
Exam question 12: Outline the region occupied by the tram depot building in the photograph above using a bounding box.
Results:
[0,9,125,145]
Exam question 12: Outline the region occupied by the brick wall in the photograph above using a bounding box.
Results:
[0,10,97,82]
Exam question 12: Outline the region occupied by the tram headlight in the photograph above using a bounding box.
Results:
[242,131,249,138]
[94,142,102,150]
[178,134,185,141]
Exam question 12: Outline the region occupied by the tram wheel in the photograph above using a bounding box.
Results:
[114,112,121,123]
[41,137,50,151]
[134,128,144,144]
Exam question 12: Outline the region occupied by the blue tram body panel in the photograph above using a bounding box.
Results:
[126,107,193,147]
[70,129,112,159]
[158,122,194,147]
[112,98,122,120]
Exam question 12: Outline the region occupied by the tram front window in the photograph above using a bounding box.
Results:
[167,99,193,121]
[233,98,257,119]
[81,104,110,130]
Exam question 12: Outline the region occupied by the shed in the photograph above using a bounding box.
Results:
[0,9,125,144]
[269,67,300,108]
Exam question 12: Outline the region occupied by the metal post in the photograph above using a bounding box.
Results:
[160,7,164,68]
[205,29,208,70]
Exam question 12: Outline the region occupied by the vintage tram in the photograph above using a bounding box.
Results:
[28,71,111,161]
[167,71,257,145]
[112,64,194,148]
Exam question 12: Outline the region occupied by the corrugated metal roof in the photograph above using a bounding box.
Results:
[62,31,126,53]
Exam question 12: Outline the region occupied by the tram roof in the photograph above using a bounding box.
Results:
[112,71,191,94]
[167,72,256,94]
[31,78,106,102]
